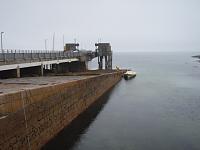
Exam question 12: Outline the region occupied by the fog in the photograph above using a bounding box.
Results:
[0,0,200,51]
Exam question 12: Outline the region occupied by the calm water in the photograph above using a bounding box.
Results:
[44,51,200,150]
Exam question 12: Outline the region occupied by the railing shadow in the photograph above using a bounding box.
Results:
[42,87,115,150]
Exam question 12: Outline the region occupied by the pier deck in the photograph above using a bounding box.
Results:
[0,75,92,94]
[0,70,124,150]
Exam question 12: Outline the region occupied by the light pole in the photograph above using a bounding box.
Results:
[52,33,55,51]
[1,32,4,52]
[45,39,47,50]
[63,35,65,50]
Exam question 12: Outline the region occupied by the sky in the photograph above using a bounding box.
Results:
[0,0,200,52]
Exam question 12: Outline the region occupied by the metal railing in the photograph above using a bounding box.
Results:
[0,49,85,65]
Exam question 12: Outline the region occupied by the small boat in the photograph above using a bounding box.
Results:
[124,70,136,80]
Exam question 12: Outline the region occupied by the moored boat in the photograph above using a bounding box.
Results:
[124,70,136,80]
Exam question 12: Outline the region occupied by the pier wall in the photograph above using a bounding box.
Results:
[0,71,123,150]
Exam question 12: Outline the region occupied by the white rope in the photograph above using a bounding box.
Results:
[21,90,31,150]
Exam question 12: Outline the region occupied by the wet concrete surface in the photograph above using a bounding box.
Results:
[0,76,93,94]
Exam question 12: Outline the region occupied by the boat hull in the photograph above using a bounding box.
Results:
[124,74,136,80]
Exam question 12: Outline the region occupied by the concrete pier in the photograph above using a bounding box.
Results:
[0,70,124,150]
[0,42,114,79]
[0,61,88,78]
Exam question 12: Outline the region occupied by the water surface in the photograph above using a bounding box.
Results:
[45,51,200,150]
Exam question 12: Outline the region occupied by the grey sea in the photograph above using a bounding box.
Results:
[44,51,200,150]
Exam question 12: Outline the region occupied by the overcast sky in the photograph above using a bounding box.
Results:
[0,0,200,51]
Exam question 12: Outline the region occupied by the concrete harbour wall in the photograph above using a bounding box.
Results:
[0,71,123,150]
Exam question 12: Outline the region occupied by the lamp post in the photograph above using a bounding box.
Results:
[1,32,4,52]
[52,33,55,51]
[63,35,65,50]
[45,39,47,50]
